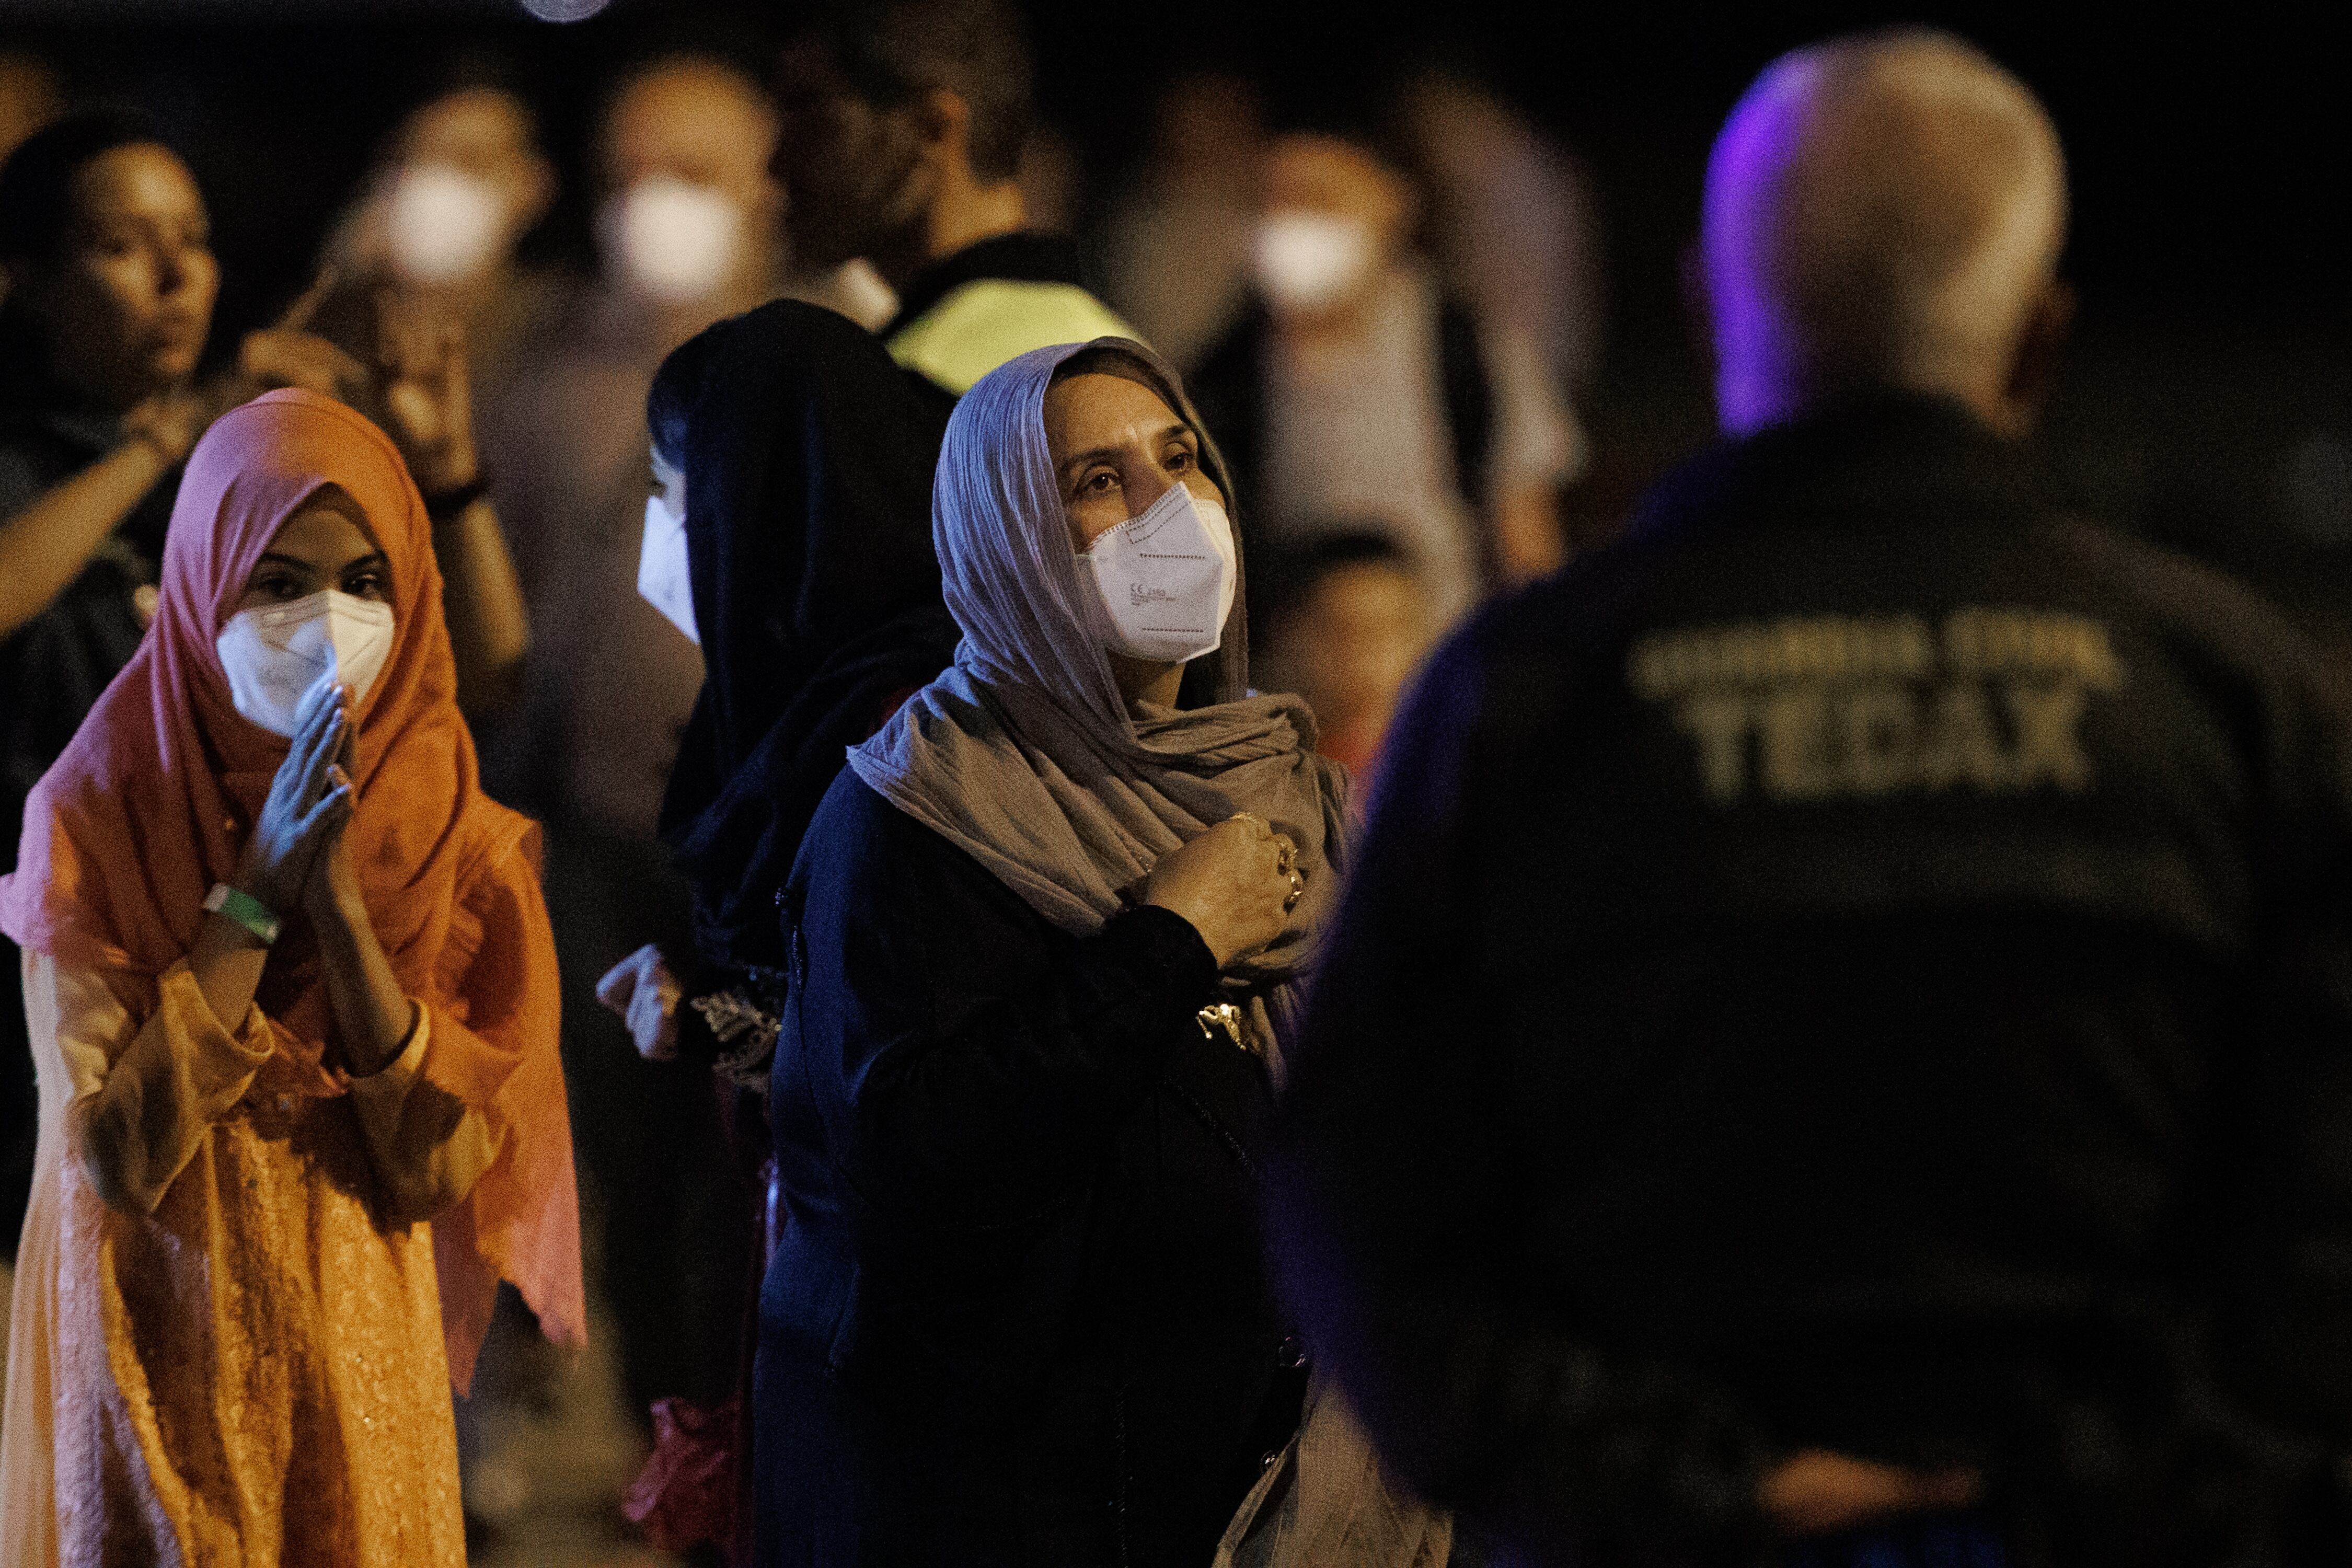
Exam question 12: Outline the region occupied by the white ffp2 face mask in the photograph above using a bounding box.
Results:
[1252,210,1376,315]
[599,177,743,304]
[638,489,699,645]
[385,163,509,285]
[214,590,396,738]
[1075,482,1237,665]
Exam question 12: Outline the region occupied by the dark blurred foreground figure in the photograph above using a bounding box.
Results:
[1270,30,2352,1568]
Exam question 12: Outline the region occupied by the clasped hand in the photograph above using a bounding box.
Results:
[596,944,682,1061]
[234,676,359,926]
[1141,814,1301,967]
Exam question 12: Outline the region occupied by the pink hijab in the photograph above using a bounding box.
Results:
[0,387,583,1386]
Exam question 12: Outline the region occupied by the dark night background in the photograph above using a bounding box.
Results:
[8,0,2350,643]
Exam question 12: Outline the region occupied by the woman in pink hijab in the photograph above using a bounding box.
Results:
[0,388,582,1566]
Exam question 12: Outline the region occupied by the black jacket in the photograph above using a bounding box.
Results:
[0,389,176,1259]
[755,773,1304,1568]
[1269,397,2352,1567]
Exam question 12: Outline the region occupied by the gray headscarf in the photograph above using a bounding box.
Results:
[847,339,1347,1034]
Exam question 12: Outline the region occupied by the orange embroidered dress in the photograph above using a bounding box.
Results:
[0,390,584,1566]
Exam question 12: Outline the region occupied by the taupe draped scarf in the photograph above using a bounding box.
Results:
[846,339,1347,1055]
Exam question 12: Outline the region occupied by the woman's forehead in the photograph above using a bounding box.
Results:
[1046,372,1181,441]
[71,143,202,220]
[266,490,380,558]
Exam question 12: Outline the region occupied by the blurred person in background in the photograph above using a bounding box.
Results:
[1270,28,2352,1568]
[0,53,61,171]
[463,51,790,1539]
[481,49,787,852]
[0,109,525,1356]
[1100,67,1267,373]
[1393,63,1605,411]
[1013,118,1083,239]
[771,0,1130,418]
[1190,127,1580,633]
[1252,530,1435,779]
[315,71,560,394]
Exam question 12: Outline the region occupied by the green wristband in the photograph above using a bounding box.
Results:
[203,883,282,946]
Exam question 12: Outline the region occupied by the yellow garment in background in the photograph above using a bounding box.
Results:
[1,953,493,1566]
[885,279,1136,396]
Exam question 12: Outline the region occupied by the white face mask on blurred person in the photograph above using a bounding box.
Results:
[637,485,699,646]
[1252,210,1376,315]
[599,177,743,304]
[1074,481,1237,665]
[215,591,396,739]
[384,163,510,285]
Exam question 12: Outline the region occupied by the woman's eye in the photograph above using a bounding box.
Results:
[344,572,388,600]
[1081,470,1120,497]
[1165,448,1194,472]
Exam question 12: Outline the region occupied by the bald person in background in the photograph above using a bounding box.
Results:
[1270,29,2352,1568]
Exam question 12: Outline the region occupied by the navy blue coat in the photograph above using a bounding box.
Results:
[755,772,1304,1567]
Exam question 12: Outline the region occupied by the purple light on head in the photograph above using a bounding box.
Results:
[1703,54,1822,434]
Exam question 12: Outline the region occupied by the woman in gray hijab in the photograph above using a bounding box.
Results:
[753,338,1347,1567]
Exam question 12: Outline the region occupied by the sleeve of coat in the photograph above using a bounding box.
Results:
[1264,629,1780,1566]
[345,1007,503,1225]
[46,952,274,1214]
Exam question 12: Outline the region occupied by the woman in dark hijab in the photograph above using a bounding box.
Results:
[598,299,960,1563]
[755,338,1348,1567]
[648,300,957,993]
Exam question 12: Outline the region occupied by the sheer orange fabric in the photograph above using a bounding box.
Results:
[0,389,582,1561]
